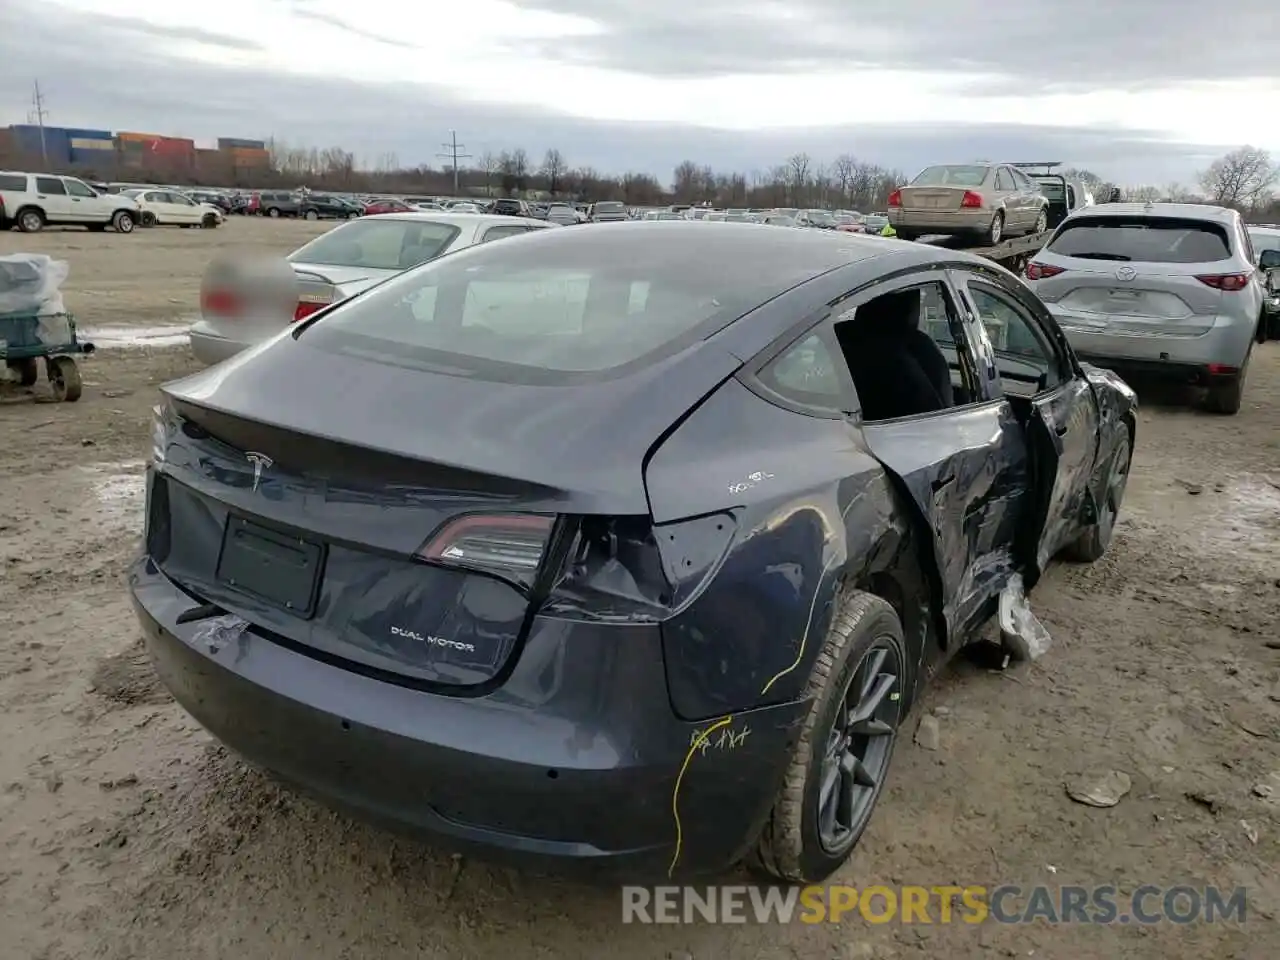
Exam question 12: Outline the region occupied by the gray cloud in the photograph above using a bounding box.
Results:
[85,12,262,52]
[514,0,1273,88]
[0,0,1240,186]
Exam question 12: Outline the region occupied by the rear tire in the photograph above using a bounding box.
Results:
[47,356,82,402]
[268,207,280,218]
[749,590,908,883]
[202,213,219,229]
[1031,208,1048,235]
[17,208,44,233]
[985,211,1004,245]
[1202,346,1250,415]
[304,209,319,221]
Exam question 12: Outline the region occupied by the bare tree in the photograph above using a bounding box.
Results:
[541,148,567,195]
[1126,184,1162,202]
[832,154,856,204]
[1198,146,1278,208]
[672,160,700,202]
[786,153,811,204]
[479,151,500,196]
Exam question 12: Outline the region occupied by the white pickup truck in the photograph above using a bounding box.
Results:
[0,171,141,234]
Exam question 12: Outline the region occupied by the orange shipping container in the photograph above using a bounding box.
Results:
[117,131,163,142]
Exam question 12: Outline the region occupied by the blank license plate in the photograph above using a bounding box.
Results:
[216,516,324,617]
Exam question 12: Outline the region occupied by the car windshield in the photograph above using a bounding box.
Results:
[911,165,989,187]
[287,219,461,270]
[299,229,836,380]
[1048,217,1232,263]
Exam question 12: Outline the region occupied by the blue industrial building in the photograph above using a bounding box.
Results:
[8,125,71,166]
[65,127,116,167]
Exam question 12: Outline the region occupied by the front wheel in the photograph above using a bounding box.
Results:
[304,209,319,221]
[749,590,907,883]
[112,210,136,233]
[140,211,157,228]
[1064,429,1132,562]
[267,207,280,218]
[202,213,219,229]
[47,356,83,402]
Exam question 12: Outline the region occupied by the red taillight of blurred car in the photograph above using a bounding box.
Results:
[1025,261,1066,281]
[200,288,243,317]
[887,190,901,207]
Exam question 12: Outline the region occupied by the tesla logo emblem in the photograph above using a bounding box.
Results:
[245,452,273,492]
[1114,266,1137,281]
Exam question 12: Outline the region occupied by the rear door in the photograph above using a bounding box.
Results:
[33,176,73,222]
[950,268,1099,573]
[827,269,1034,640]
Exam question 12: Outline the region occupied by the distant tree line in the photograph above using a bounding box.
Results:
[1,135,1276,217]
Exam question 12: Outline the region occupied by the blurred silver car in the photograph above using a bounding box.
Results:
[888,163,1048,244]
[189,212,551,365]
[1026,203,1266,414]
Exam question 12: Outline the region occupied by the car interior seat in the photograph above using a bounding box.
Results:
[838,289,953,421]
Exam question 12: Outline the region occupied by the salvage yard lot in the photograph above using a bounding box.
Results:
[1,219,1278,960]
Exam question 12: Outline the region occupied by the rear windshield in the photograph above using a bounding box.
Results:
[911,165,989,187]
[1249,230,1280,255]
[1047,217,1232,263]
[299,228,842,382]
[288,219,461,270]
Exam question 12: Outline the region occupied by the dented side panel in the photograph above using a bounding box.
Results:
[860,402,1031,642]
[1028,376,1102,571]
[645,379,936,720]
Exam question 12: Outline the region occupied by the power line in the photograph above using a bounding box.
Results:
[435,130,472,194]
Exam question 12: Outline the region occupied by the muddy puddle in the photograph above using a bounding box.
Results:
[75,459,147,535]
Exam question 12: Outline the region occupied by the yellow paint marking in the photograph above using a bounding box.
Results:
[667,715,733,878]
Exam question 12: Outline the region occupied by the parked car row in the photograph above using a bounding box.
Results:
[0,170,224,233]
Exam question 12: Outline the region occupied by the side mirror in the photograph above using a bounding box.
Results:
[1258,249,1280,271]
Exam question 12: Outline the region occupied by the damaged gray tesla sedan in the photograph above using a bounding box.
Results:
[131,222,1136,883]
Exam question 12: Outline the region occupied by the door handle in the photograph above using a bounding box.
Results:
[930,474,956,493]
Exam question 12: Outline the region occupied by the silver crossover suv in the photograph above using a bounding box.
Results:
[1025,203,1266,414]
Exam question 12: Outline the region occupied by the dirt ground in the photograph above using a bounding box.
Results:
[1,219,1278,960]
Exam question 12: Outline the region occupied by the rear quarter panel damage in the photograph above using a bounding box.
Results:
[644,379,936,722]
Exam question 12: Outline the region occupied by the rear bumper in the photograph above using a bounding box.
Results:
[130,557,805,880]
[1049,307,1255,371]
[187,320,257,366]
[888,209,991,233]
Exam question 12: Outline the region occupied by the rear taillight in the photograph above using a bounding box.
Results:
[293,290,334,323]
[201,288,242,316]
[417,513,556,588]
[887,189,901,207]
[960,191,984,208]
[1195,272,1252,291]
[1025,261,1065,280]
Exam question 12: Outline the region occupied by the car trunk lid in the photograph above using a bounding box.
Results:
[150,337,739,688]
[897,186,970,212]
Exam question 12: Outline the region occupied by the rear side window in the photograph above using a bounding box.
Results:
[288,219,460,270]
[0,174,27,191]
[1048,216,1232,263]
[300,229,842,381]
[911,165,989,187]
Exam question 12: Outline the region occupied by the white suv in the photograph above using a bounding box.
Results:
[0,171,141,234]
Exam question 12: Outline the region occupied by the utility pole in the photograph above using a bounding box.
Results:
[435,130,472,194]
[30,80,49,166]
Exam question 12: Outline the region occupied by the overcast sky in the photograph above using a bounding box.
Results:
[2,0,1275,186]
